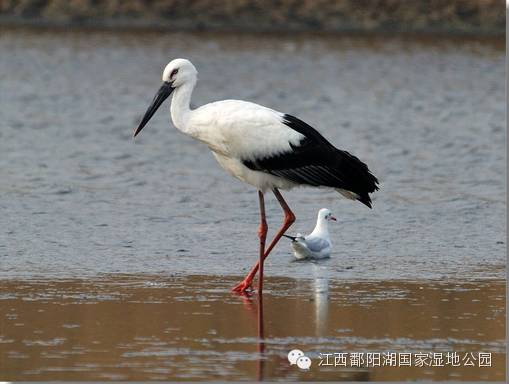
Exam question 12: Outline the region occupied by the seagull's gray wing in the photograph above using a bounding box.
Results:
[304,236,330,252]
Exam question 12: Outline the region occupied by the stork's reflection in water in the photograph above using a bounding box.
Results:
[244,264,331,381]
[257,292,265,381]
[238,291,266,381]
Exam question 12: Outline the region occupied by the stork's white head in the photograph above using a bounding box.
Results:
[318,208,337,222]
[133,58,197,138]
[162,58,198,88]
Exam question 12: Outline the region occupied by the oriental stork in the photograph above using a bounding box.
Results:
[133,58,379,294]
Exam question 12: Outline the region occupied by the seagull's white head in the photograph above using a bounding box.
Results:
[318,208,337,222]
[134,58,197,137]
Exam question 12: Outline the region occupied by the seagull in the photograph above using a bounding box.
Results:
[133,58,379,294]
[283,208,336,260]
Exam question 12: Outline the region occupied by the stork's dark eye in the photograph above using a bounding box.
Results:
[170,69,178,79]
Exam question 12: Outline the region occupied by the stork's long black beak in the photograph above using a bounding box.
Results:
[133,81,174,138]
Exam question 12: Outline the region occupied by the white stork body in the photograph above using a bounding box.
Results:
[170,76,303,192]
[189,101,302,192]
[133,58,379,294]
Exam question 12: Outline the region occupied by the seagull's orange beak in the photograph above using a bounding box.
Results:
[134,81,174,138]
[330,216,337,221]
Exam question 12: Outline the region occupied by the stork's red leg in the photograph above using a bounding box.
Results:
[257,191,268,294]
[232,188,295,294]
[232,191,267,293]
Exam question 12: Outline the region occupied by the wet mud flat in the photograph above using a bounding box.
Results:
[0,275,505,381]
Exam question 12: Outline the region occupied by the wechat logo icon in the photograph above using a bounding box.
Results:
[288,349,312,370]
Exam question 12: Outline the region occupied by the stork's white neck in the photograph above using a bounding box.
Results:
[310,216,329,238]
[170,79,196,132]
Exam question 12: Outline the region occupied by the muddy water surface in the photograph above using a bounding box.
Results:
[0,275,505,381]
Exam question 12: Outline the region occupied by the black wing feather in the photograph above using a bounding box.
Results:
[242,114,379,208]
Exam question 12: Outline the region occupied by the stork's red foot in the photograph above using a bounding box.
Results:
[231,279,254,295]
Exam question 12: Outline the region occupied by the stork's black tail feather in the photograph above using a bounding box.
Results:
[333,149,379,209]
[281,114,380,209]
[243,114,380,209]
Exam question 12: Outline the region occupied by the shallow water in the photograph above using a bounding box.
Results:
[0,29,505,281]
[0,28,505,380]
[0,275,505,381]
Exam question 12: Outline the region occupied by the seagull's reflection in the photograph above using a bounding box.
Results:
[312,264,329,336]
